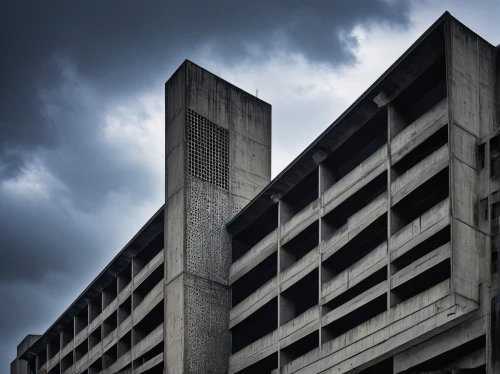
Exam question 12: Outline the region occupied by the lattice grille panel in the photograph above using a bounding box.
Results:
[187,109,229,189]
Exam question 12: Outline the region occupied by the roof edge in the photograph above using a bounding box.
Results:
[226,11,451,232]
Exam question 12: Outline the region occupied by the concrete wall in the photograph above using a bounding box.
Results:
[447,17,494,305]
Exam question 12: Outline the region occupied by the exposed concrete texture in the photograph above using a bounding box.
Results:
[394,315,486,372]
[390,198,449,254]
[390,97,448,162]
[322,147,387,216]
[391,143,448,198]
[230,229,277,284]
[281,201,320,245]
[390,242,451,289]
[165,60,272,374]
[322,242,387,303]
[230,277,277,328]
[323,195,387,261]
[281,248,319,288]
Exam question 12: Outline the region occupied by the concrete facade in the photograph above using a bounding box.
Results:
[11,12,500,374]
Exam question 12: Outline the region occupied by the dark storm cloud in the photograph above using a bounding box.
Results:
[1,0,411,175]
[0,0,411,370]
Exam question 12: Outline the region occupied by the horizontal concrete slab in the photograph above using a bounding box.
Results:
[392,150,449,207]
[322,146,388,212]
[279,346,320,374]
[392,143,449,197]
[323,196,388,262]
[322,161,387,218]
[281,200,320,246]
[134,352,163,374]
[46,351,60,372]
[390,242,451,289]
[275,281,455,374]
[229,330,278,373]
[289,289,477,374]
[390,198,449,255]
[230,276,278,328]
[230,229,277,284]
[393,315,485,372]
[279,306,320,344]
[322,281,387,327]
[391,97,448,163]
[281,248,319,292]
[322,242,387,303]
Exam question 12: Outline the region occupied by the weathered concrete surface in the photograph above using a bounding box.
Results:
[230,277,277,328]
[394,315,486,372]
[390,98,448,163]
[165,60,272,374]
[230,229,277,284]
[323,245,387,305]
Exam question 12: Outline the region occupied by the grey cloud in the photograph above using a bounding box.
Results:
[0,0,411,371]
[1,0,411,174]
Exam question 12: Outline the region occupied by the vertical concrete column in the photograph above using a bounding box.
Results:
[277,199,287,370]
[87,303,91,367]
[317,163,330,350]
[45,344,49,372]
[446,17,494,304]
[59,331,63,371]
[445,17,497,373]
[165,60,271,374]
[279,205,295,271]
[491,295,500,374]
[73,317,77,365]
[488,36,500,374]
[385,105,394,310]
[277,196,296,367]
[278,190,294,358]
[387,104,406,241]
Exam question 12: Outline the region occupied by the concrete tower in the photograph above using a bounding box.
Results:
[164,60,272,373]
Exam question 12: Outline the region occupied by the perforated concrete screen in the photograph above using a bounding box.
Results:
[187,108,229,190]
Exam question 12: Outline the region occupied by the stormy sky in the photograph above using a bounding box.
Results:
[0,0,498,370]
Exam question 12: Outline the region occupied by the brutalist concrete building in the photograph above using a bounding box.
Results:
[11,12,500,374]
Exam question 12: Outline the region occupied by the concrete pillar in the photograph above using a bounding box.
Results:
[491,295,500,373]
[446,17,496,373]
[10,359,28,374]
[165,60,271,374]
[279,294,295,326]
